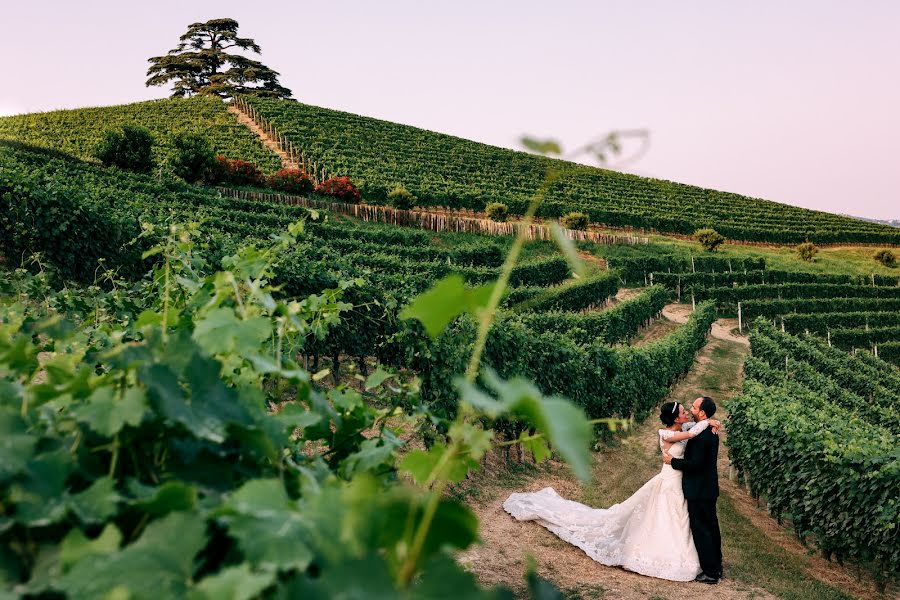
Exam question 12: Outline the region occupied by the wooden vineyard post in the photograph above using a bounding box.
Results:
[827,330,831,346]
[737,302,742,332]
[691,293,696,311]
[649,272,654,286]
[691,255,696,273]
[874,344,879,358]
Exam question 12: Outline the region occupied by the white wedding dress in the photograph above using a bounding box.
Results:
[503,420,707,582]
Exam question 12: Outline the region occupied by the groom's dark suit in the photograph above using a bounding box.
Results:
[670,427,723,579]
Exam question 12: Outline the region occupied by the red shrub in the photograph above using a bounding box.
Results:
[213,156,264,187]
[315,176,361,203]
[269,168,314,195]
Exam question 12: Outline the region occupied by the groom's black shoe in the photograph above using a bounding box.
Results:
[694,573,719,584]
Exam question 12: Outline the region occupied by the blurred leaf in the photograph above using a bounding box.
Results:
[364,367,394,390]
[0,408,36,483]
[520,136,562,156]
[129,480,198,516]
[60,524,122,571]
[219,479,313,571]
[56,511,206,600]
[189,563,276,600]
[72,386,146,437]
[458,370,592,481]
[400,275,495,339]
[549,223,587,278]
[69,477,121,525]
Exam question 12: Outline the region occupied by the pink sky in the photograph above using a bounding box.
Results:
[3,1,898,220]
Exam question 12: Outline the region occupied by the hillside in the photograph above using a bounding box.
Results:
[3,96,900,245]
[0,96,282,173]
[241,97,900,245]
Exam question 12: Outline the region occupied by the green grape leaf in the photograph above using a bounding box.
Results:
[60,524,122,571]
[399,275,495,339]
[188,563,276,600]
[458,370,593,481]
[0,408,36,483]
[72,386,147,437]
[9,449,72,526]
[69,476,121,525]
[521,434,552,464]
[219,479,313,571]
[129,480,198,516]
[192,308,271,356]
[340,437,400,478]
[412,555,506,600]
[364,367,394,390]
[56,511,206,600]
[400,444,476,486]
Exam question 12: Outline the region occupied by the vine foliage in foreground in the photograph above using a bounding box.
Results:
[0,221,594,598]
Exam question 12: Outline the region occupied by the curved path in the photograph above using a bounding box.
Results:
[663,303,750,347]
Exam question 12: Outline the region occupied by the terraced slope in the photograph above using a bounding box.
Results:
[242,97,900,245]
[0,96,282,173]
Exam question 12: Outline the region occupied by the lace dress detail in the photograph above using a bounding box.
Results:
[503,421,708,582]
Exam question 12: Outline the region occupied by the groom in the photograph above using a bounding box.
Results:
[663,396,723,584]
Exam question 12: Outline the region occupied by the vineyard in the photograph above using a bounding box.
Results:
[0,97,282,173]
[729,323,899,589]
[239,97,900,245]
[2,90,899,598]
[607,252,900,365]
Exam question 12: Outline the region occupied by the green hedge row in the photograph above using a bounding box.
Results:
[505,271,619,312]
[606,255,766,283]
[513,286,670,345]
[740,297,900,322]
[780,311,900,335]
[746,328,900,431]
[747,322,900,415]
[698,283,900,307]
[653,269,900,291]
[419,302,715,422]
[728,379,899,587]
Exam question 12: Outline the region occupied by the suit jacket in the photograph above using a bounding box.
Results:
[670,427,719,499]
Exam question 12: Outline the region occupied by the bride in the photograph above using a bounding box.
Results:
[503,402,719,582]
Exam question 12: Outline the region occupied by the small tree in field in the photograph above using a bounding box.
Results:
[561,212,589,231]
[695,228,725,252]
[796,242,818,262]
[94,125,155,173]
[387,185,417,210]
[873,249,897,268]
[146,18,291,99]
[170,133,217,183]
[485,202,509,222]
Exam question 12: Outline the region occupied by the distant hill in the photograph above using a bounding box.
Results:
[0,97,281,173]
[2,96,898,245]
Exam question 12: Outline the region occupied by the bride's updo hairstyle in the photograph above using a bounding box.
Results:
[659,401,680,426]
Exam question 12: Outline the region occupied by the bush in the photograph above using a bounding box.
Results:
[269,168,314,194]
[170,133,216,183]
[873,249,897,268]
[315,176,362,203]
[94,125,155,173]
[387,184,417,210]
[561,212,589,231]
[695,228,725,252]
[213,156,264,187]
[485,202,509,222]
[796,242,818,262]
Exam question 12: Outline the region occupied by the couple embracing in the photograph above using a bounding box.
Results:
[504,396,724,584]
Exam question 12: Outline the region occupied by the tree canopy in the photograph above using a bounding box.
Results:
[146,18,292,100]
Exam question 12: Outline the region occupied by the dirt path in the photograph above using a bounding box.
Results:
[227,104,298,170]
[458,334,881,599]
[663,303,749,347]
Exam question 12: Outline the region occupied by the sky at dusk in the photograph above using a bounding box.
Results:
[3,1,898,220]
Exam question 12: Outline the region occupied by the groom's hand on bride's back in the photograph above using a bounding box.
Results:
[662,451,673,464]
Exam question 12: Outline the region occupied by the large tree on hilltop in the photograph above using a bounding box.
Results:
[146,18,292,100]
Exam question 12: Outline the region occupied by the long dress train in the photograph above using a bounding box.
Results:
[502,421,706,582]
